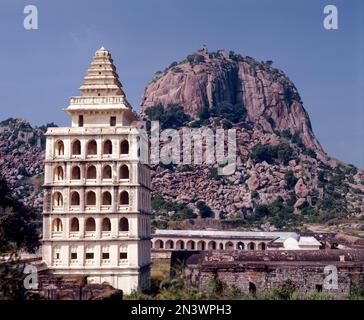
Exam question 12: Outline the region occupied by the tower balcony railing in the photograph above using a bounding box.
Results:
[85,205,97,211]
[101,205,112,211]
[101,231,111,238]
[85,231,96,239]
[69,232,81,239]
[51,231,63,239]
[118,205,130,212]
[70,96,126,105]
[101,259,111,265]
[69,205,81,212]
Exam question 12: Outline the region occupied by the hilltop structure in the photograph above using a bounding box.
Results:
[42,47,151,293]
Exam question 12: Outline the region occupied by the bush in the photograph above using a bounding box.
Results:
[273,279,296,300]
[251,141,296,165]
[145,104,190,130]
[284,171,298,189]
[196,201,214,218]
[209,101,247,123]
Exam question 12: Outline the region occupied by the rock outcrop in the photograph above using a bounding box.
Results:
[141,47,322,151]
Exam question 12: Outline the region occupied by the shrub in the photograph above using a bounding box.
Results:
[251,144,277,164]
[210,101,247,123]
[284,171,298,189]
[273,279,296,300]
[196,201,214,218]
[145,104,190,130]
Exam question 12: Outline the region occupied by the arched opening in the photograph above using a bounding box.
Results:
[53,192,63,207]
[237,241,245,250]
[119,165,129,179]
[120,191,129,205]
[187,240,195,250]
[102,218,111,231]
[248,242,255,251]
[52,218,63,232]
[219,243,224,250]
[86,191,96,206]
[249,282,257,295]
[70,217,79,232]
[176,240,185,250]
[71,166,81,180]
[226,241,234,250]
[54,166,64,181]
[85,217,96,231]
[70,191,80,206]
[197,241,206,250]
[103,140,112,155]
[55,140,64,156]
[208,241,217,250]
[86,140,97,156]
[154,239,164,249]
[120,140,129,154]
[102,165,112,179]
[165,240,174,249]
[119,217,129,232]
[86,165,97,179]
[72,139,81,155]
[102,191,112,205]
[258,242,266,251]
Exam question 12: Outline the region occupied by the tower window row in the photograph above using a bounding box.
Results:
[54,139,129,157]
[52,217,129,233]
[53,164,129,181]
[52,190,130,208]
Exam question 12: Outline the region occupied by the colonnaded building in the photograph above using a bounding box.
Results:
[42,47,151,294]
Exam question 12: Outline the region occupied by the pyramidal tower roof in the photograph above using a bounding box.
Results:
[65,47,135,116]
[79,47,125,97]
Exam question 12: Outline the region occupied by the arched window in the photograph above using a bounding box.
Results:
[103,140,112,155]
[176,240,185,250]
[237,241,245,250]
[208,241,217,250]
[154,239,164,249]
[219,243,224,250]
[85,217,96,231]
[187,240,195,250]
[70,217,79,232]
[86,165,97,179]
[71,166,81,180]
[70,191,80,206]
[72,139,81,155]
[120,140,129,155]
[248,242,256,251]
[54,166,64,181]
[53,192,63,207]
[197,241,206,250]
[119,217,129,232]
[102,218,111,231]
[102,165,112,179]
[55,140,64,156]
[120,191,129,205]
[52,218,63,232]
[86,140,97,156]
[258,242,266,251]
[86,191,96,206]
[226,241,234,250]
[119,165,129,179]
[102,191,112,205]
[165,240,174,249]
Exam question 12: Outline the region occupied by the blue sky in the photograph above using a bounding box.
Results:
[0,0,363,168]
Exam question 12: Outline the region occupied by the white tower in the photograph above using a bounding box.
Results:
[42,47,151,294]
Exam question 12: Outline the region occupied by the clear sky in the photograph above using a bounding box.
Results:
[0,0,363,168]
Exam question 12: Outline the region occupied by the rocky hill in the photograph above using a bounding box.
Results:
[0,118,48,214]
[141,46,321,152]
[142,47,364,229]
